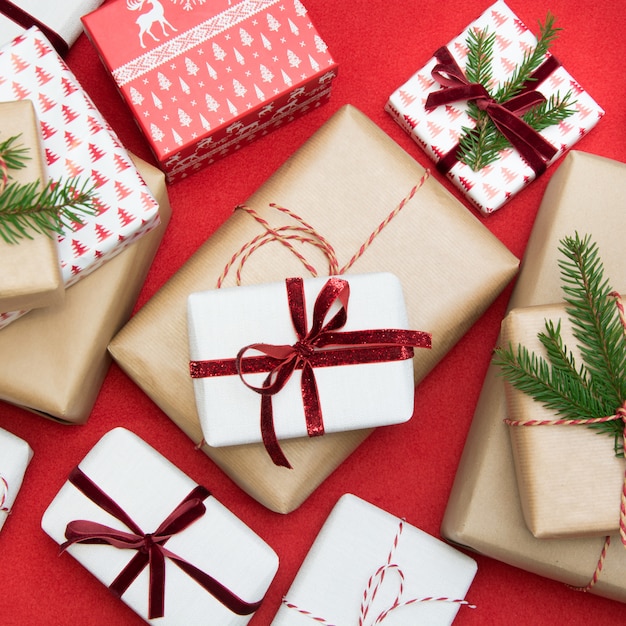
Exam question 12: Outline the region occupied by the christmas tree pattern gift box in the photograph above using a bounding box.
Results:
[0,427,33,532]
[0,153,170,425]
[187,273,431,468]
[82,0,338,183]
[0,0,104,54]
[0,100,63,314]
[386,0,604,215]
[41,428,279,625]
[442,151,626,603]
[272,494,477,626]
[108,104,519,513]
[0,27,161,330]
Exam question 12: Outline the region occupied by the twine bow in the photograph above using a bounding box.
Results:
[191,277,431,468]
[425,46,559,175]
[60,467,262,619]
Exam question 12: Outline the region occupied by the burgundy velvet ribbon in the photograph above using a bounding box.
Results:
[189,277,432,468]
[60,467,262,619]
[0,0,69,56]
[425,47,561,175]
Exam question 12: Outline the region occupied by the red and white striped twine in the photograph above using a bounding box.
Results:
[0,475,9,513]
[216,171,431,289]
[282,519,475,625]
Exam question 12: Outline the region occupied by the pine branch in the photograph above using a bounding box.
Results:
[464,28,496,88]
[0,176,97,244]
[0,134,30,172]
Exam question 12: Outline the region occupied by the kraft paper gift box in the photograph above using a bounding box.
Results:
[0,27,161,329]
[272,494,477,626]
[386,0,604,215]
[0,0,103,54]
[0,427,33,532]
[0,99,63,314]
[442,151,626,602]
[0,153,170,424]
[82,0,338,183]
[108,104,519,513]
[501,302,626,540]
[188,273,430,463]
[42,428,278,625]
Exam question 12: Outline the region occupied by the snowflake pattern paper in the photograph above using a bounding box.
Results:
[386,0,604,215]
[82,0,338,182]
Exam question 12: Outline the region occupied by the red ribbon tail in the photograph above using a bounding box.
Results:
[261,393,292,468]
[301,362,324,438]
[148,548,166,620]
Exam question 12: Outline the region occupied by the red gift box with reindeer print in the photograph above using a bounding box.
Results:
[82,0,338,183]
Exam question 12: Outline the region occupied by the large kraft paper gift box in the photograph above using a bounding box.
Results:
[0,99,63,314]
[108,104,519,514]
[0,0,103,54]
[82,0,338,183]
[385,0,604,216]
[42,428,279,625]
[442,151,626,602]
[0,154,171,425]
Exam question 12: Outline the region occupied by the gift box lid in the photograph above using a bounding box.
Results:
[272,494,477,625]
[0,426,34,531]
[188,272,426,450]
[41,427,279,624]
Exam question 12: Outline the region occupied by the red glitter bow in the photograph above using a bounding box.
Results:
[425,46,560,175]
[60,467,262,619]
[190,277,431,468]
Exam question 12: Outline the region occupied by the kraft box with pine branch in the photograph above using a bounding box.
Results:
[0,427,33,533]
[385,0,604,215]
[81,0,338,183]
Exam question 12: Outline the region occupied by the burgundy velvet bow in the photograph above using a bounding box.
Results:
[425,46,560,175]
[190,277,432,468]
[0,1,69,56]
[60,467,262,619]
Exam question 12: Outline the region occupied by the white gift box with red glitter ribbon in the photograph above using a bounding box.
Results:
[385,0,604,215]
[272,494,477,626]
[0,28,161,330]
[0,427,33,532]
[187,273,428,453]
[41,428,278,625]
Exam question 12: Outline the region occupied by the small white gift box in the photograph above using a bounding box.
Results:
[41,428,279,625]
[187,273,430,466]
[272,494,477,625]
[0,427,33,531]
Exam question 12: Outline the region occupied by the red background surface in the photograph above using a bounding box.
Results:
[1,1,625,624]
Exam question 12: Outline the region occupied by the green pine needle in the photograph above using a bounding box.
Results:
[493,234,626,455]
[0,134,30,172]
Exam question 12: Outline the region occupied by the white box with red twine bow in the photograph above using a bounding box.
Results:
[81,0,338,183]
[0,28,161,330]
[271,494,477,626]
[0,0,104,54]
[385,0,604,215]
[41,428,279,625]
[187,273,431,468]
[0,427,33,532]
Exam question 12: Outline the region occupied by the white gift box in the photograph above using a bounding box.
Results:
[0,27,161,330]
[272,494,477,625]
[187,273,427,451]
[41,428,279,625]
[386,0,604,215]
[0,427,33,531]
[0,0,103,53]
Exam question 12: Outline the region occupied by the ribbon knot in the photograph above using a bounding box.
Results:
[294,340,314,360]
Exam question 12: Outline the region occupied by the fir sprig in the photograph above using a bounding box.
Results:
[493,234,626,455]
[0,136,96,244]
[457,13,577,171]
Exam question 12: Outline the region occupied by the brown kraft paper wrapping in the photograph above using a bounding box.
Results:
[108,104,519,514]
[0,100,63,313]
[501,303,626,539]
[442,151,626,602]
[0,154,171,424]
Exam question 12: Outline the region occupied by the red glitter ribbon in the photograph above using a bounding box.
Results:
[190,277,432,468]
[0,2,69,56]
[60,467,263,619]
[425,46,560,175]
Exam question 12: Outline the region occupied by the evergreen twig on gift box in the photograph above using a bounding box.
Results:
[458,13,577,171]
[0,134,96,245]
[493,233,626,455]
